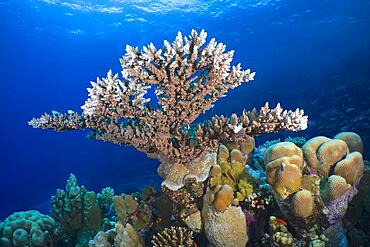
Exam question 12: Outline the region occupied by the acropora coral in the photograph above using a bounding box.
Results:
[29,29,308,179]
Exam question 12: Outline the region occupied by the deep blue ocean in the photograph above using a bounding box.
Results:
[1,0,369,220]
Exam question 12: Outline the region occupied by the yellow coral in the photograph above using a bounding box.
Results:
[291,189,314,218]
[302,136,331,169]
[317,139,349,177]
[213,185,234,212]
[334,132,363,154]
[217,144,229,162]
[334,151,364,185]
[274,163,302,197]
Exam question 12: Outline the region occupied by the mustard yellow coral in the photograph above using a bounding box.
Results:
[291,189,314,218]
[334,132,363,154]
[302,136,331,169]
[213,185,234,212]
[334,151,364,185]
[274,163,302,197]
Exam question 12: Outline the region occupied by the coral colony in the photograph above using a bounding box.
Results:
[0,30,366,247]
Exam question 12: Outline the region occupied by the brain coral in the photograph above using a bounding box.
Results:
[317,139,349,177]
[0,210,58,247]
[291,189,314,218]
[321,175,351,202]
[334,132,363,154]
[334,151,364,185]
[302,136,331,169]
[264,142,303,198]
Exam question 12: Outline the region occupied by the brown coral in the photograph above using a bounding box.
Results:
[291,189,314,218]
[334,132,363,154]
[264,142,303,165]
[334,151,364,185]
[30,29,308,176]
[151,226,196,247]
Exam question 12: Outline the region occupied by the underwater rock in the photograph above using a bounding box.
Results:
[0,210,58,247]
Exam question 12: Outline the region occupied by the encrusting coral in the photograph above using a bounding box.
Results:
[0,210,58,247]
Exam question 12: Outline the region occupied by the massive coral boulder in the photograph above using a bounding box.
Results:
[202,189,248,247]
[0,210,58,247]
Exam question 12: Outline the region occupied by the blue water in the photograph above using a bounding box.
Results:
[1,0,369,219]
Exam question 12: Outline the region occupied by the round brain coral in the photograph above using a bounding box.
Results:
[265,155,303,185]
[321,175,351,202]
[334,151,364,185]
[302,136,331,169]
[291,189,314,218]
[334,132,363,154]
[317,139,349,177]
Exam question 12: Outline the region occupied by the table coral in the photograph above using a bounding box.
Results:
[29,29,308,177]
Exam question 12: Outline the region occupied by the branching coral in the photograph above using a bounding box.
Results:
[29,29,308,173]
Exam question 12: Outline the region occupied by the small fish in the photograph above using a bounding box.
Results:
[275,218,288,226]
[51,110,60,115]
[67,110,75,114]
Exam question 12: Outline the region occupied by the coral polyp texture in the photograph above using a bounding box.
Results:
[29,29,308,172]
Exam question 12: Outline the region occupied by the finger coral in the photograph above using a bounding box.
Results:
[151,226,196,247]
[29,29,308,176]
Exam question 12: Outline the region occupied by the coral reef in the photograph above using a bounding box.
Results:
[0,210,58,247]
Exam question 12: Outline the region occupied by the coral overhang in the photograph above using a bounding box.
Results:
[29,29,308,166]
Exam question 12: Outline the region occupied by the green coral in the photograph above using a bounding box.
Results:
[0,210,58,247]
[51,174,103,247]
[210,160,255,202]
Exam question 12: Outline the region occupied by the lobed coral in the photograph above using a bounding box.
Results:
[0,210,58,247]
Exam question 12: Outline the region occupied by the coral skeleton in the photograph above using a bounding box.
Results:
[29,29,307,170]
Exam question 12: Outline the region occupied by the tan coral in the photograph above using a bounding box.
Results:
[265,155,304,185]
[202,190,248,247]
[213,185,234,212]
[291,189,314,218]
[151,226,196,247]
[217,144,230,162]
[230,149,246,164]
[180,208,202,233]
[187,152,216,183]
[274,163,302,197]
[321,175,351,202]
[264,142,303,164]
[334,151,364,185]
[161,163,189,191]
[302,136,331,169]
[334,132,363,154]
[317,139,349,177]
[239,136,255,155]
